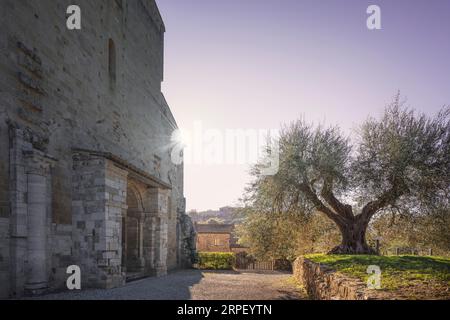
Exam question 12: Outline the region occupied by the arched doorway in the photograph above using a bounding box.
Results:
[122,184,145,279]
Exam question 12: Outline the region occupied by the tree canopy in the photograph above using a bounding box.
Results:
[243,96,449,254]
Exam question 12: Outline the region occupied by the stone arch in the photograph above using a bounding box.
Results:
[126,182,144,213]
[122,181,145,275]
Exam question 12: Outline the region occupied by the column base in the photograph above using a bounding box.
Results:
[104,274,126,289]
[144,265,167,277]
[24,282,48,296]
[154,264,167,277]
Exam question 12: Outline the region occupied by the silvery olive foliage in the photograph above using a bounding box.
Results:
[243,94,449,254]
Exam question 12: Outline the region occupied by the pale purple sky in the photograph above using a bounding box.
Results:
[157,0,450,211]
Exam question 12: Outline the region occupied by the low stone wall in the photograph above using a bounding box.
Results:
[293,257,382,300]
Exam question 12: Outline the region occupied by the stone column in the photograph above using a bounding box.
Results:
[23,151,55,295]
[25,172,47,293]
[137,213,145,269]
[121,215,127,273]
[155,216,168,276]
[142,215,156,274]
[143,187,169,277]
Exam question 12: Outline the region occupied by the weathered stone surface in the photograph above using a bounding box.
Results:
[178,213,196,267]
[0,0,193,298]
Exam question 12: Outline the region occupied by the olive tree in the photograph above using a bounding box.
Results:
[246,98,449,254]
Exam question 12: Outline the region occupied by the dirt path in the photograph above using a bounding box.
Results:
[30,269,307,300]
[189,270,306,300]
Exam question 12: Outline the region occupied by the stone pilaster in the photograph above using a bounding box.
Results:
[9,126,29,297]
[155,216,168,276]
[143,187,169,276]
[104,159,128,287]
[135,212,146,272]
[8,123,56,297]
[23,151,55,295]
[72,153,127,289]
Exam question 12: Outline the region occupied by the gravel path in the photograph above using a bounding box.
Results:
[29,270,307,300]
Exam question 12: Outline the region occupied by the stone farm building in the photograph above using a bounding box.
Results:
[195,223,236,253]
[0,0,196,298]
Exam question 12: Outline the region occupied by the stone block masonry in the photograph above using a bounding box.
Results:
[293,257,386,300]
[72,153,126,289]
[0,0,196,298]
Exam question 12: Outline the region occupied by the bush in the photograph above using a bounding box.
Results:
[197,252,236,270]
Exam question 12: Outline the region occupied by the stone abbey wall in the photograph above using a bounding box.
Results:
[0,0,195,298]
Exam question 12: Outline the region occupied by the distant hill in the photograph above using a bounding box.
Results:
[188,206,245,225]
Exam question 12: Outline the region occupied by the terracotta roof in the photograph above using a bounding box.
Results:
[195,223,234,234]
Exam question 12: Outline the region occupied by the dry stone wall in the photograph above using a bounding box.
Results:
[293,257,384,300]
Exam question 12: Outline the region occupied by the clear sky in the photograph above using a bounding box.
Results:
[156,0,450,211]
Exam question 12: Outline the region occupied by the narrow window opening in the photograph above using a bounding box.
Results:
[108,39,116,89]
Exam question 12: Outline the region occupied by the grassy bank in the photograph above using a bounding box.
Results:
[304,254,450,292]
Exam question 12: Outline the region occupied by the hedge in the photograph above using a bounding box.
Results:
[197,252,236,270]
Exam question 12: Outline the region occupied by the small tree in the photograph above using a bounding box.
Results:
[246,96,449,254]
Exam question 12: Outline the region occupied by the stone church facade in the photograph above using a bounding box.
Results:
[0,0,196,298]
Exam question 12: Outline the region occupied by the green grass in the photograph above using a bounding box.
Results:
[304,254,450,290]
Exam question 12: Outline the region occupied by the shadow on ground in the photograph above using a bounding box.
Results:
[27,269,306,300]
[30,269,204,300]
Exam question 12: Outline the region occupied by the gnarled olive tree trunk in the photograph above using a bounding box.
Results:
[329,216,376,254]
[303,183,379,255]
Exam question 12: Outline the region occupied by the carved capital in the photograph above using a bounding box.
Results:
[23,150,57,176]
